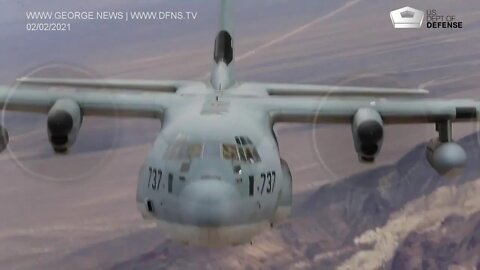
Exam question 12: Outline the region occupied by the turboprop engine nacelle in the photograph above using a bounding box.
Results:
[352,108,384,162]
[0,125,9,153]
[47,99,82,153]
[426,138,467,176]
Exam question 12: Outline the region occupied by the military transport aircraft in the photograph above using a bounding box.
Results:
[0,0,478,247]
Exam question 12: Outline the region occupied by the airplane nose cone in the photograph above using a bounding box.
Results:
[179,179,240,227]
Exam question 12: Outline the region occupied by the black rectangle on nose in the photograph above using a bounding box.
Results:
[168,173,173,193]
[249,176,254,196]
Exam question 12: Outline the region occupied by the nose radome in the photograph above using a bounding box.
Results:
[179,179,241,227]
[181,179,240,204]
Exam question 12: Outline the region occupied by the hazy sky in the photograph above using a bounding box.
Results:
[0,0,478,83]
[0,0,354,82]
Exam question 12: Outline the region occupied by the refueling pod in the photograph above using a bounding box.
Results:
[351,108,384,162]
[426,138,467,176]
[47,99,83,153]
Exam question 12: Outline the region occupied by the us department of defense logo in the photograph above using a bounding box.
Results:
[390,6,424,29]
[390,6,464,29]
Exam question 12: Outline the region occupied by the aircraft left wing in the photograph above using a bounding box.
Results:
[256,97,478,124]
[0,85,178,118]
[255,96,478,174]
[243,82,429,97]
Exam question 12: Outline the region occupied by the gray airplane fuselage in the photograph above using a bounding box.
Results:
[136,90,293,247]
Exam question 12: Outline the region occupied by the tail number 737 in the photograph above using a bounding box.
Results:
[258,171,276,195]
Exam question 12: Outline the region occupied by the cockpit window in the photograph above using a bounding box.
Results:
[222,144,239,160]
[232,136,261,163]
[165,142,202,160]
[240,137,247,145]
[202,142,221,158]
[245,148,254,161]
[165,137,261,163]
[242,146,261,163]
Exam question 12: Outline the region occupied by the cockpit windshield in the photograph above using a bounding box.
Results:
[164,136,261,163]
[203,142,221,158]
[223,143,261,163]
[222,144,239,160]
[233,136,261,163]
[165,141,202,160]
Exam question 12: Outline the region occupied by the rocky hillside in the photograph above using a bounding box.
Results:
[391,213,480,270]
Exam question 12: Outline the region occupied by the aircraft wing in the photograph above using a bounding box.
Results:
[17,77,197,93]
[243,82,429,97]
[255,95,479,174]
[0,85,179,118]
[255,97,478,124]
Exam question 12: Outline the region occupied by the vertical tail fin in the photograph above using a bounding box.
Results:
[211,0,235,90]
[219,0,233,34]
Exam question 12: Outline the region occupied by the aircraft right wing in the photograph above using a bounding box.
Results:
[17,77,198,93]
[0,81,195,153]
[0,85,181,118]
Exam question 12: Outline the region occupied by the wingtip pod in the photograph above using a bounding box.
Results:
[17,77,57,85]
[17,77,36,84]
[17,77,76,87]
[418,88,430,94]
